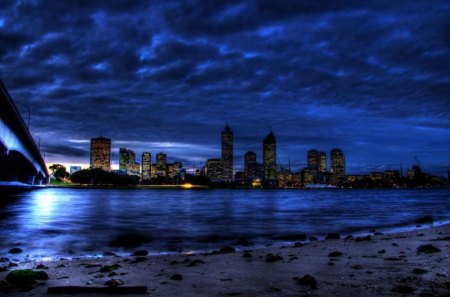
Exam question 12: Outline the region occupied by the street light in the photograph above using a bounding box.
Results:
[16,101,31,129]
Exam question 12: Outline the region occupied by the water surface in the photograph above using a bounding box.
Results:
[0,188,449,260]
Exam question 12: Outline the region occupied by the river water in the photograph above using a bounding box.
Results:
[0,188,449,260]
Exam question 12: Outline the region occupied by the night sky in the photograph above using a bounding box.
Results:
[1,1,449,175]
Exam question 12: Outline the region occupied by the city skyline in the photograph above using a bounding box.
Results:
[73,128,439,181]
[52,123,448,176]
[1,1,449,175]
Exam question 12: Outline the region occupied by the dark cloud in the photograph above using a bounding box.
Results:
[0,0,449,174]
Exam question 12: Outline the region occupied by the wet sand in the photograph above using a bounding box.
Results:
[1,224,449,296]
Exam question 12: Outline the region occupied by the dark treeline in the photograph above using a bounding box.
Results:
[71,168,139,186]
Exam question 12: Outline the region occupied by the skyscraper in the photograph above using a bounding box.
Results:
[307,149,319,171]
[263,131,277,180]
[156,152,167,177]
[307,149,326,172]
[119,148,136,174]
[319,151,326,172]
[221,123,233,179]
[90,137,111,171]
[244,151,257,178]
[206,158,224,179]
[330,148,345,185]
[142,152,151,180]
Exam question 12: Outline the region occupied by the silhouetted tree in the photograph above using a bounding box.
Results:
[49,164,69,181]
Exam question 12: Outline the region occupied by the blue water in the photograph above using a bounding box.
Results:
[0,188,449,260]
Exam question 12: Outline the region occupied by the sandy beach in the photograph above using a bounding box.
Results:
[1,223,449,297]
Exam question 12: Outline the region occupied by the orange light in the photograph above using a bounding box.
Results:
[182,183,193,189]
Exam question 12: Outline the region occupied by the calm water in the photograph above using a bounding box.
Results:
[0,188,449,260]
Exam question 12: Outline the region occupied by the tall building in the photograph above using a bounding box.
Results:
[221,123,233,179]
[319,151,326,172]
[307,149,326,172]
[307,149,319,171]
[330,148,345,185]
[206,158,224,179]
[244,151,257,178]
[119,148,136,174]
[263,131,277,180]
[156,152,167,177]
[142,152,151,180]
[90,137,111,171]
[129,162,140,176]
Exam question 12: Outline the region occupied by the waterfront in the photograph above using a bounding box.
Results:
[0,188,449,260]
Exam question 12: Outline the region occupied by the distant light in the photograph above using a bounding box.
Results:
[182,183,193,189]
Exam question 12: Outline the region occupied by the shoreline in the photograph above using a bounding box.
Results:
[2,184,448,191]
[1,224,449,296]
[2,218,450,263]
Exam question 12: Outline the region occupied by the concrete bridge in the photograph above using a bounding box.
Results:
[0,79,49,189]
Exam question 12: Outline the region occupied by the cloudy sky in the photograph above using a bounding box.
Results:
[1,0,449,175]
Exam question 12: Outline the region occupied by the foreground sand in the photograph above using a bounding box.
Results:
[1,224,449,297]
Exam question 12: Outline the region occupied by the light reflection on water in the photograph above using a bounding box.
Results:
[0,188,449,259]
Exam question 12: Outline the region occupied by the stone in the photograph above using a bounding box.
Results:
[326,233,340,240]
[417,244,441,254]
[132,250,148,256]
[130,257,147,263]
[392,285,415,294]
[293,274,318,289]
[99,264,121,273]
[35,263,49,269]
[0,279,13,291]
[170,274,183,281]
[412,268,428,274]
[109,233,151,248]
[265,253,283,263]
[355,235,371,242]
[328,251,343,257]
[104,279,124,287]
[309,236,318,241]
[219,246,236,253]
[242,251,252,258]
[294,242,304,247]
[415,216,433,224]
[5,269,48,289]
[8,248,23,254]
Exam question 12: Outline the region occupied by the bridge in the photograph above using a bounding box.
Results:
[0,79,49,190]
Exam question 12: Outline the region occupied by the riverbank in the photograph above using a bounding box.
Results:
[46,184,209,190]
[1,223,449,296]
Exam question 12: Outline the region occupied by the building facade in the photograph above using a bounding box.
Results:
[142,152,151,180]
[90,137,111,171]
[263,131,277,180]
[206,158,224,179]
[319,151,326,172]
[330,148,345,185]
[244,151,257,178]
[221,124,233,179]
[307,149,326,173]
[119,148,136,174]
[156,153,167,177]
[307,149,319,171]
